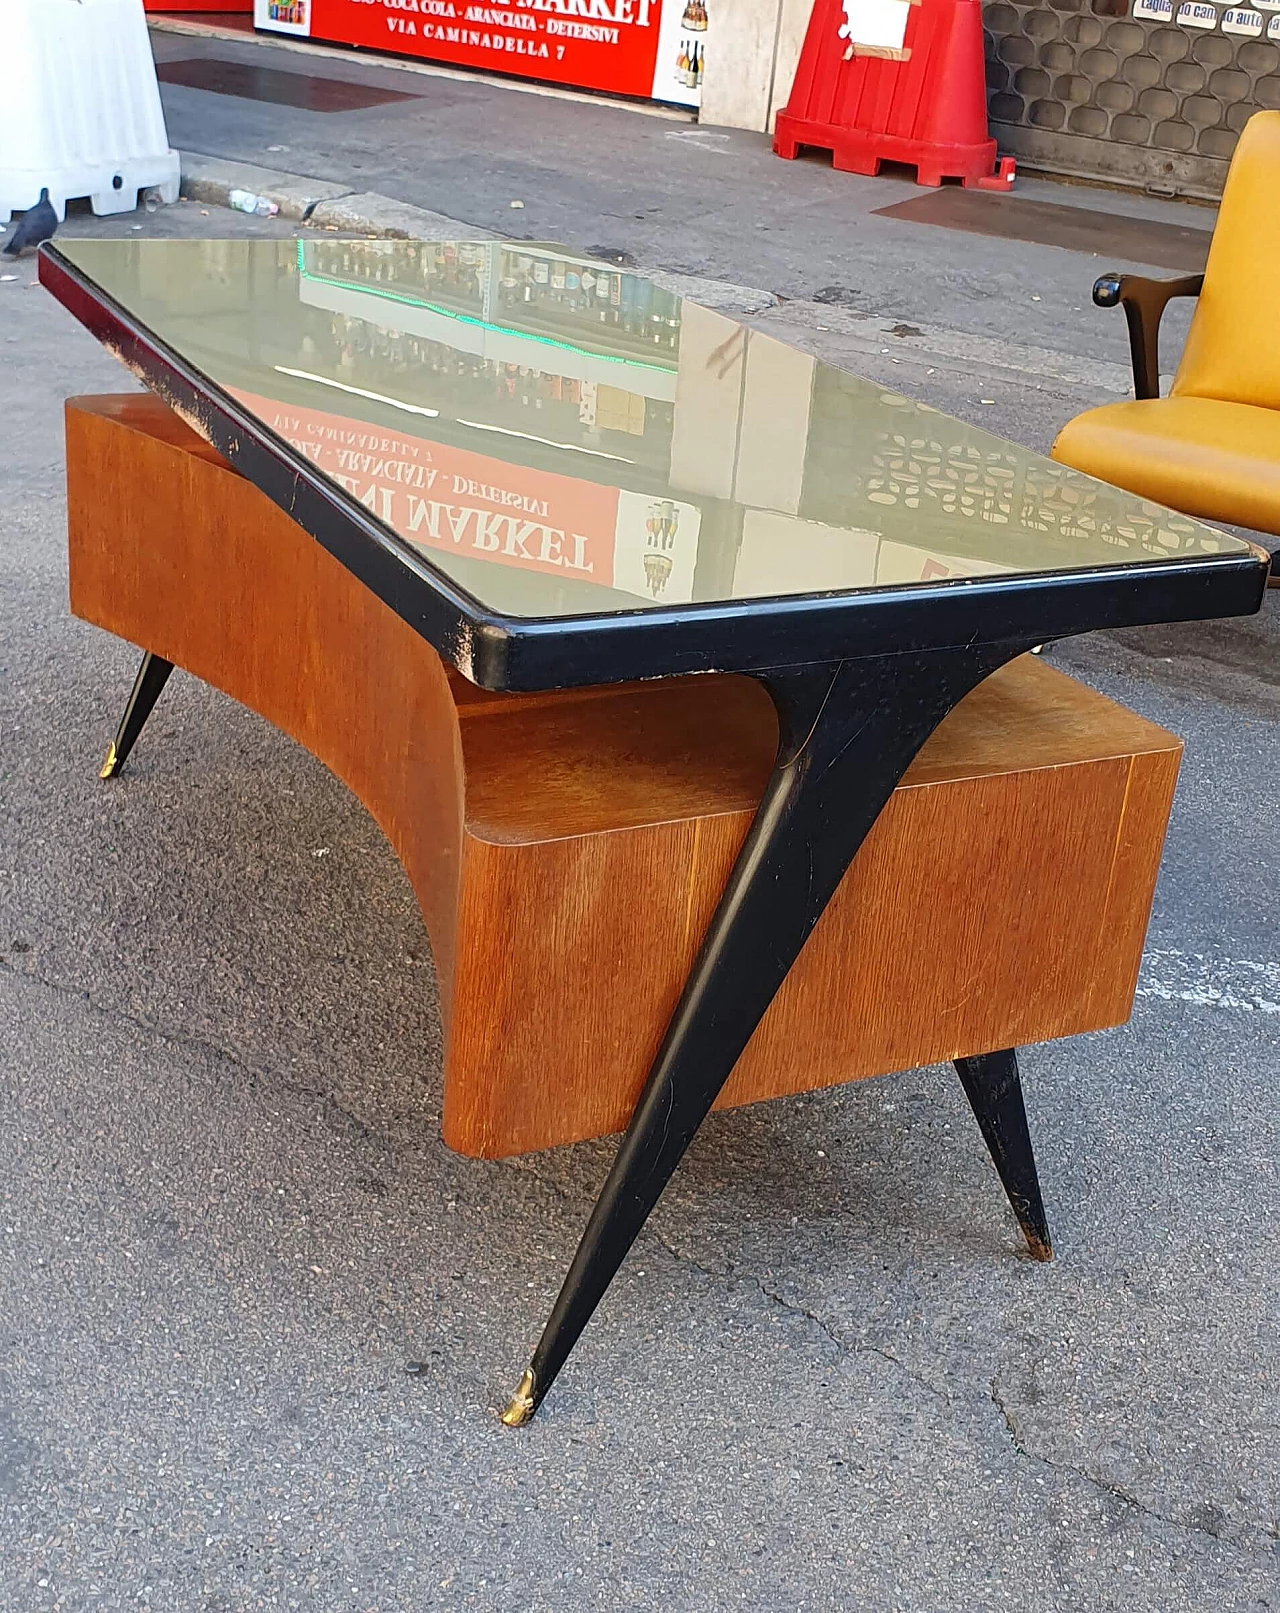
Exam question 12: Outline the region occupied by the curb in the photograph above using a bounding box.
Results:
[307,191,498,242]
[180,151,352,223]
[177,149,778,314]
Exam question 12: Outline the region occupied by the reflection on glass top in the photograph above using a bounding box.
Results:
[57,237,1250,620]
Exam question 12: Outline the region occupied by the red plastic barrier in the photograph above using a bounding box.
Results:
[774,0,1015,189]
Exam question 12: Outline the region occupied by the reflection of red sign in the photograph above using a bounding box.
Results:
[234,389,621,585]
[307,0,663,96]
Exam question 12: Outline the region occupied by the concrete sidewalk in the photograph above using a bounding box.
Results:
[1,60,1278,1613]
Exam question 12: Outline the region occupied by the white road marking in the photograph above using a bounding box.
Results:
[1137,949,1280,1015]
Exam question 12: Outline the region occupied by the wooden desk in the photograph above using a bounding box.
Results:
[71,392,1184,1165]
[43,237,1267,1422]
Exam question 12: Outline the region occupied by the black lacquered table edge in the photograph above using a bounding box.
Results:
[42,242,1271,1427]
[39,245,1267,693]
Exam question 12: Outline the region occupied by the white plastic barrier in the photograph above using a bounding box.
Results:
[2,0,181,222]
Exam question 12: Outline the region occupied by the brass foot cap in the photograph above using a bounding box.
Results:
[1025,1234,1054,1263]
[500,1368,536,1427]
[99,742,119,780]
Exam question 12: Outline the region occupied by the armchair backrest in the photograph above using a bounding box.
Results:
[1172,111,1280,411]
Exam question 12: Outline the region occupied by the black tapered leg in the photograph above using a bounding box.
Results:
[99,652,174,779]
[500,640,1033,1426]
[953,1049,1052,1262]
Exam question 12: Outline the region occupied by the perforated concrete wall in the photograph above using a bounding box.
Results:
[982,1,1280,198]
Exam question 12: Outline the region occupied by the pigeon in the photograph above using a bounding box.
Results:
[3,188,58,257]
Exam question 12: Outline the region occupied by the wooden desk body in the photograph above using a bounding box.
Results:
[66,393,1182,1158]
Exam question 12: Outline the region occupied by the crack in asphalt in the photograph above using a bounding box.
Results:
[643,1222,956,1408]
[985,1377,1280,1553]
[721,1229,1279,1557]
[0,955,588,1236]
[0,954,397,1158]
[503,1157,1278,1559]
[5,956,1277,1559]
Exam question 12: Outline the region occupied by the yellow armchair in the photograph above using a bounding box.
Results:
[1051,111,1280,550]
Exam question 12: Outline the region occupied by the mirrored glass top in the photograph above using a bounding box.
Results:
[56,237,1250,621]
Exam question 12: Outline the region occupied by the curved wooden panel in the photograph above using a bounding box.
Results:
[65,393,467,1021]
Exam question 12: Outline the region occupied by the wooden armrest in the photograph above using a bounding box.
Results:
[1093,272,1205,402]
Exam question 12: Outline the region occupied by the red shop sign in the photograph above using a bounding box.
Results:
[254,0,704,104]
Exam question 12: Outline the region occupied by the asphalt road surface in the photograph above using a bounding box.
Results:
[1,194,1277,1613]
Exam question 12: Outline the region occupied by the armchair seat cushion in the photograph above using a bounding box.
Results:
[1051,396,1280,538]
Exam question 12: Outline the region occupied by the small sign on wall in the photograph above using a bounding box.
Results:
[1221,6,1264,30]
[838,0,914,59]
